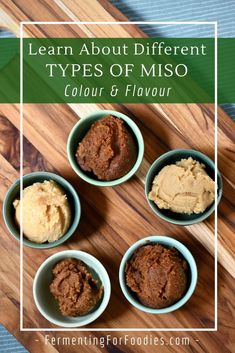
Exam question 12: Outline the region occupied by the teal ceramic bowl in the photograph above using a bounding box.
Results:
[67,110,144,187]
[145,149,223,226]
[33,250,111,327]
[3,172,81,249]
[119,235,197,314]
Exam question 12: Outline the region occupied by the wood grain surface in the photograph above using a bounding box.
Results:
[0,1,234,353]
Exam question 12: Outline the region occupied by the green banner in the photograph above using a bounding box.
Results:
[0,38,234,103]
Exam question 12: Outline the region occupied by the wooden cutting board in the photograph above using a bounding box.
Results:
[0,1,234,353]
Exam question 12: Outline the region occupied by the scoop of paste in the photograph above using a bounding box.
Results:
[50,258,103,316]
[149,157,215,214]
[125,244,188,308]
[13,180,71,243]
[76,115,137,181]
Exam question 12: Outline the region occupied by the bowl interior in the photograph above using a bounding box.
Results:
[34,251,109,327]
[145,150,223,225]
[3,172,80,249]
[120,236,197,314]
[67,110,144,185]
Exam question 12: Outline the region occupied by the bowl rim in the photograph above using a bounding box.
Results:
[145,149,223,225]
[2,171,81,249]
[119,235,198,314]
[67,109,144,187]
[33,250,111,327]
